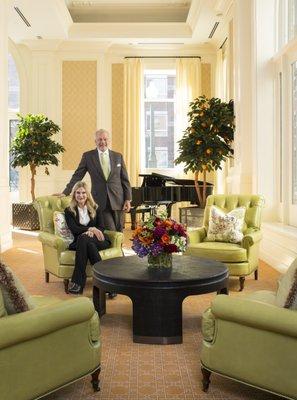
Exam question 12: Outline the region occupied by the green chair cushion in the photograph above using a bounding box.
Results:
[186,241,247,263]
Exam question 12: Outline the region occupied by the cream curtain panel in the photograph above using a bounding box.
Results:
[123,58,142,187]
[176,58,202,136]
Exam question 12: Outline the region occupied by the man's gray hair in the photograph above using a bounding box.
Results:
[94,129,109,138]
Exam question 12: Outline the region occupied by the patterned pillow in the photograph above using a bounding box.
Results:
[206,205,246,244]
[0,262,34,314]
[275,258,297,309]
[53,211,74,244]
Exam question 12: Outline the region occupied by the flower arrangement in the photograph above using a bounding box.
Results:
[131,214,188,267]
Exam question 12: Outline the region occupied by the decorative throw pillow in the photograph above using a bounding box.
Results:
[53,211,74,244]
[0,262,34,314]
[206,205,246,244]
[275,258,297,309]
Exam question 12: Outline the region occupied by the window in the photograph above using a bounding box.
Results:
[143,69,176,169]
[8,53,20,193]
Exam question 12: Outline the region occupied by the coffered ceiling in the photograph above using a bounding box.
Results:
[8,0,232,49]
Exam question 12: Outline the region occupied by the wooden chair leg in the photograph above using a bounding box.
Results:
[239,276,245,291]
[201,367,211,392]
[45,271,49,283]
[254,269,258,280]
[63,279,70,293]
[91,367,101,392]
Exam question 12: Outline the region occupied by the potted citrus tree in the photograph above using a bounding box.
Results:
[10,113,65,229]
[175,95,235,208]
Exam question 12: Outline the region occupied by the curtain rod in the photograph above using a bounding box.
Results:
[124,56,201,59]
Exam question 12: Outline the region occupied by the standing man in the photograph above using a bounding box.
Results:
[62,129,132,232]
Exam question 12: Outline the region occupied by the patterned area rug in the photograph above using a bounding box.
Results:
[1,231,283,400]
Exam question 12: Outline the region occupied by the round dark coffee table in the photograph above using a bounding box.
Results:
[92,255,228,344]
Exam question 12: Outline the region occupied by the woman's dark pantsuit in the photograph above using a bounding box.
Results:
[72,234,110,287]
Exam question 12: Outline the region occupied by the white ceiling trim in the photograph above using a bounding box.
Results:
[68,22,192,39]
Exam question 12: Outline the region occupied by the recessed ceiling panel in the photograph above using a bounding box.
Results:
[65,1,191,23]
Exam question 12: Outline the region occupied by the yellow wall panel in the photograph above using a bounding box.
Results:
[62,61,97,170]
[111,64,124,154]
[201,63,212,98]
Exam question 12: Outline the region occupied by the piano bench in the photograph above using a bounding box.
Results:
[129,206,156,230]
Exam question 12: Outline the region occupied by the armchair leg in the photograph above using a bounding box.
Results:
[91,367,101,392]
[239,276,245,291]
[201,367,211,392]
[63,279,70,293]
[254,269,258,280]
[45,271,49,283]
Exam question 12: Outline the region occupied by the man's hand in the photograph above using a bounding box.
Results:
[52,193,66,197]
[89,227,104,241]
[122,200,131,213]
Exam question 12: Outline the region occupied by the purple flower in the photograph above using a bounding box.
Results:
[149,242,163,256]
[153,226,166,238]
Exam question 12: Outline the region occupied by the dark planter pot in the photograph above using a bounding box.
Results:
[12,203,40,230]
[179,205,205,228]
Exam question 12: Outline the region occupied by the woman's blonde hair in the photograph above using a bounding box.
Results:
[69,181,98,219]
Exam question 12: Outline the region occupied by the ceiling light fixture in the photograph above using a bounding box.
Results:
[14,7,31,27]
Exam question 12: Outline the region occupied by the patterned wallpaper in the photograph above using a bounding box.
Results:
[62,61,97,170]
[111,64,124,154]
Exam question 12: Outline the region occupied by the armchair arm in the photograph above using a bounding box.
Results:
[104,230,123,249]
[38,232,68,252]
[187,227,207,244]
[0,297,96,350]
[241,229,262,248]
[212,295,297,339]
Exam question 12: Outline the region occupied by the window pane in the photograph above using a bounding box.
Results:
[9,119,19,192]
[288,0,297,41]
[292,62,297,204]
[8,54,20,111]
[143,71,175,169]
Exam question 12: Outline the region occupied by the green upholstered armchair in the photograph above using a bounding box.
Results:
[34,196,124,293]
[0,293,101,400]
[184,194,264,290]
[201,291,297,399]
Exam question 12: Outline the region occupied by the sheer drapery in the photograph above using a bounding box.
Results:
[176,58,202,137]
[123,58,142,186]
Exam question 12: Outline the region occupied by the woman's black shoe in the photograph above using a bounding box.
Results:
[68,283,83,294]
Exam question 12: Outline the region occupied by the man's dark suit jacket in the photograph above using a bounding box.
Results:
[63,149,132,210]
[64,206,110,250]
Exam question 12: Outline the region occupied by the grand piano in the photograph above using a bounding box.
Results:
[130,172,213,229]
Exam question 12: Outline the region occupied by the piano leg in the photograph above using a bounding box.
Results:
[130,208,137,230]
[166,203,174,218]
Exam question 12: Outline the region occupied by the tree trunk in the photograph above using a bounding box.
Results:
[194,171,203,207]
[29,163,36,201]
[202,168,207,208]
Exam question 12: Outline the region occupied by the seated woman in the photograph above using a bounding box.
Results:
[65,181,111,294]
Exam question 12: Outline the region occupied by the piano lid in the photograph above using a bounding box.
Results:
[139,172,213,187]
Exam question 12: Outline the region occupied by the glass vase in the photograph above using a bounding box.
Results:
[147,253,173,268]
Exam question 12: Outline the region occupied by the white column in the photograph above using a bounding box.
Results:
[0,0,12,252]
[252,0,277,219]
[228,0,254,193]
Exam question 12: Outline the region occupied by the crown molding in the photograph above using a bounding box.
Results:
[69,22,192,39]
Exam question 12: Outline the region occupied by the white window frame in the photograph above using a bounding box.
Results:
[141,65,176,174]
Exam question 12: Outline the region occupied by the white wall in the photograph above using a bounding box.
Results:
[0,0,12,252]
